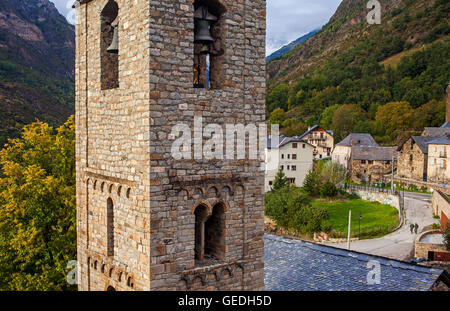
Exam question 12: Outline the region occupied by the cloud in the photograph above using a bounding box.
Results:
[266,0,342,55]
[51,0,343,55]
[50,0,73,20]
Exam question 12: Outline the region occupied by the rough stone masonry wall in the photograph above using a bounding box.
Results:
[76,0,266,291]
[397,138,427,181]
[76,0,151,291]
[147,0,266,291]
[351,159,395,184]
[348,189,400,210]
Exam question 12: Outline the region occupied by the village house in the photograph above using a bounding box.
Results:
[332,133,379,169]
[432,190,450,229]
[298,125,334,160]
[265,136,315,191]
[350,146,397,184]
[397,136,438,182]
[427,135,450,184]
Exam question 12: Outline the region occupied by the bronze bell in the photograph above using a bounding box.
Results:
[194,6,217,44]
[107,17,119,54]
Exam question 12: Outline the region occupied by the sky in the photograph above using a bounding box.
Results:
[51,0,343,56]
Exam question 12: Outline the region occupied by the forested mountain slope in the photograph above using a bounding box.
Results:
[266,0,450,145]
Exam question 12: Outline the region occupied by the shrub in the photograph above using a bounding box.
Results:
[265,187,328,234]
[303,169,320,196]
[320,182,338,198]
[408,184,418,191]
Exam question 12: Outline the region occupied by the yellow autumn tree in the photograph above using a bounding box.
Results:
[0,116,76,290]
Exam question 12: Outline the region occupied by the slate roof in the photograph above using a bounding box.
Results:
[264,234,447,291]
[351,146,397,161]
[424,127,450,137]
[297,125,334,140]
[428,136,450,145]
[266,136,314,149]
[411,136,442,154]
[336,133,379,147]
[441,122,450,128]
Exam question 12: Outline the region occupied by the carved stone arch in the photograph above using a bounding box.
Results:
[207,186,218,198]
[117,185,122,197]
[193,274,207,286]
[191,200,213,216]
[104,281,116,291]
[93,180,98,190]
[117,270,123,282]
[101,263,107,274]
[101,182,106,193]
[109,184,115,194]
[192,187,205,200]
[178,188,189,201]
[94,260,98,270]
[108,267,115,278]
[126,275,135,289]
[220,185,233,199]
[86,178,91,187]
[222,266,234,277]
[211,199,230,212]
[181,275,194,290]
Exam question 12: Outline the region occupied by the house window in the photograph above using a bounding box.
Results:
[368,160,374,165]
[106,198,114,257]
[302,144,305,149]
[287,165,290,170]
[361,160,366,164]
[292,143,298,149]
[281,165,284,170]
[292,165,297,171]
[281,154,284,159]
[288,154,290,159]
[269,181,273,186]
[288,178,296,184]
[193,0,226,89]
[292,154,297,160]
[101,0,119,90]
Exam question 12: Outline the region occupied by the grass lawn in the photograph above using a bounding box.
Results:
[312,199,400,239]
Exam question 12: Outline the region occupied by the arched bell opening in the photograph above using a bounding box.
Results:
[193,0,226,90]
[101,0,119,90]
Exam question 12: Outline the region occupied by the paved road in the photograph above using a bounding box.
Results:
[328,192,438,261]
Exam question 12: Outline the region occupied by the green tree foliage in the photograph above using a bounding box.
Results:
[267,36,450,145]
[271,167,289,191]
[320,182,339,198]
[375,102,414,140]
[331,104,366,143]
[303,169,320,196]
[0,116,76,290]
[265,187,328,234]
[444,224,450,251]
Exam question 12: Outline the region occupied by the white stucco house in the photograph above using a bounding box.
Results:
[265,136,315,192]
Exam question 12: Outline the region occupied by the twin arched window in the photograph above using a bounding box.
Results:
[101,0,119,90]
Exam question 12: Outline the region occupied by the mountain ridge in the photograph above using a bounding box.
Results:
[0,0,75,146]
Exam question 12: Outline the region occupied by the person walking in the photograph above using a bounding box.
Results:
[414,223,419,234]
[410,223,414,234]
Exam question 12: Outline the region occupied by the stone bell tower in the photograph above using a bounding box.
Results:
[75,0,266,291]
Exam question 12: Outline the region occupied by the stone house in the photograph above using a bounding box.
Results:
[298,125,334,160]
[74,0,266,291]
[432,190,450,229]
[427,135,450,184]
[332,133,379,169]
[350,146,397,184]
[265,136,315,191]
[397,136,438,182]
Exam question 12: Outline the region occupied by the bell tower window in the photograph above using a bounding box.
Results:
[101,0,119,90]
[193,0,226,90]
[106,198,114,257]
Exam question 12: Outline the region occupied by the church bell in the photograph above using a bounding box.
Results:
[194,6,217,44]
[107,17,119,54]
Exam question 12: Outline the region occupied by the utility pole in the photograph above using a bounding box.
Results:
[391,154,395,193]
[347,209,352,250]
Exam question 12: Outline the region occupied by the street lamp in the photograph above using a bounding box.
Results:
[359,213,362,240]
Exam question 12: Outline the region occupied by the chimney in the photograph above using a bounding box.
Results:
[447,85,450,124]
